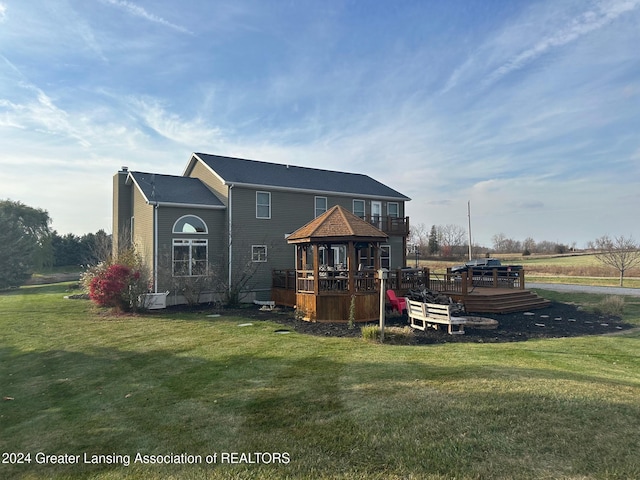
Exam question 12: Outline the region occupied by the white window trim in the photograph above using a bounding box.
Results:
[353,199,365,218]
[172,238,208,277]
[371,201,382,228]
[256,191,271,219]
[252,245,268,262]
[387,202,399,218]
[172,214,208,234]
[315,196,328,218]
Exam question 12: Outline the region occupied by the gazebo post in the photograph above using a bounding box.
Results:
[374,242,381,295]
[348,241,356,294]
[313,244,320,295]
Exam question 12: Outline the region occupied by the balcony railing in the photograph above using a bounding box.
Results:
[361,215,409,235]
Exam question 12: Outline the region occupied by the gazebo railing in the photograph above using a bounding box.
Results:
[272,269,379,294]
[273,266,525,300]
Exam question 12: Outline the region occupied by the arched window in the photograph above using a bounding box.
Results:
[173,215,207,234]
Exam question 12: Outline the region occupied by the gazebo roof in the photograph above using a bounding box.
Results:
[287,205,388,244]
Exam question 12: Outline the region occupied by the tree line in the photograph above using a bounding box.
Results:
[0,199,111,289]
[409,222,640,286]
[409,223,574,258]
[2,199,639,289]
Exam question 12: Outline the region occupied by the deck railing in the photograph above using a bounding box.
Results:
[450,267,525,290]
[361,215,410,235]
[272,266,525,296]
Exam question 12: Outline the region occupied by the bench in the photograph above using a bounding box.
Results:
[407,300,466,335]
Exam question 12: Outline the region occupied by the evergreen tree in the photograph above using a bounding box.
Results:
[428,225,439,255]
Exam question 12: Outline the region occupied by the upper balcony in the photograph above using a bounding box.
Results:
[361,215,410,236]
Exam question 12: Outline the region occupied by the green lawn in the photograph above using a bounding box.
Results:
[2,284,640,479]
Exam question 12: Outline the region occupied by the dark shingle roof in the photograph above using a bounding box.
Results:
[128,171,225,208]
[191,153,410,201]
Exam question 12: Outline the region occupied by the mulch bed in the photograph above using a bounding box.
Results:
[219,301,635,344]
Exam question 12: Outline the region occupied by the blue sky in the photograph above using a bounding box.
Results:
[1,0,638,248]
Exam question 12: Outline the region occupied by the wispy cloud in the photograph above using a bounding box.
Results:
[483,0,640,88]
[102,0,192,34]
[0,88,92,148]
[443,0,640,93]
[0,3,6,22]
[128,97,223,147]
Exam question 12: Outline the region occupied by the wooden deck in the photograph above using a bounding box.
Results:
[446,287,550,314]
[272,268,550,316]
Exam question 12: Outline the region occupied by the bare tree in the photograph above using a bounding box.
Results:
[156,249,225,307]
[522,237,536,255]
[491,233,508,253]
[593,235,640,287]
[439,224,467,257]
[408,222,428,253]
[89,230,113,264]
[491,233,523,254]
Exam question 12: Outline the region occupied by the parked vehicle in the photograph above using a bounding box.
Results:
[451,258,522,276]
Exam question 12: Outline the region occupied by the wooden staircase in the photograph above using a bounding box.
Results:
[452,289,551,314]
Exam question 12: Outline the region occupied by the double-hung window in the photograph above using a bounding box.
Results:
[387,202,399,218]
[353,200,365,219]
[256,191,271,219]
[315,196,327,218]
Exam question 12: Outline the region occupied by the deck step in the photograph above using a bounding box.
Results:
[457,290,551,314]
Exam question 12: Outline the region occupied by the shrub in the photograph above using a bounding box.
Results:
[80,261,109,293]
[89,264,132,311]
[593,296,625,316]
[348,295,356,330]
[361,325,415,344]
[361,325,380,342]
[82,248,151,312]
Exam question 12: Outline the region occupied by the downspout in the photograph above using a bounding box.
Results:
[154,204,159,293]
[228,184,234,297]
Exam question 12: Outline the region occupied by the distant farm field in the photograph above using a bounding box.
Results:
[419,253,640,288]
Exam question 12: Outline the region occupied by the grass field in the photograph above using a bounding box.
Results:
[2,284,640,479]
[418,253,640,289]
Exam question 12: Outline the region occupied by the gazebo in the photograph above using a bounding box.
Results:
[286,205,388,322]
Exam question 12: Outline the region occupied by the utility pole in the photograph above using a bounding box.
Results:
[467,201,473,260]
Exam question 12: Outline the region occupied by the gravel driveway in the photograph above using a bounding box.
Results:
[527,283,640,297]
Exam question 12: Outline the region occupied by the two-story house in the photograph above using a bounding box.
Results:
[113,153,410,306]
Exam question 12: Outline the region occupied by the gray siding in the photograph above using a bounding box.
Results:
[229,186,407,300]
[155,206,226,292]
[116,157,408,303]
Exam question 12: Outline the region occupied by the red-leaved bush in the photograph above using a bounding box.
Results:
[89,264,135,311]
